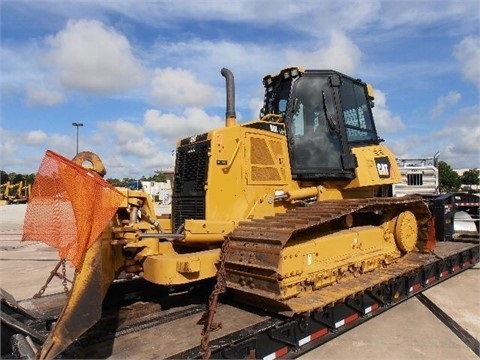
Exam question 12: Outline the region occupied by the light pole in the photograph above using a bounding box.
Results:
[72,122,83,155]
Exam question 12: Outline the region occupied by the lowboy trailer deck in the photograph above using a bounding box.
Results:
[2,240,478,359]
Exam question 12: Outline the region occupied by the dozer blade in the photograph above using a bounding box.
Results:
[18,150,126,358]
[37,239,113,359]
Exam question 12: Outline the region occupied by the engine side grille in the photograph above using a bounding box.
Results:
[172,140,210,232]
[249,136,284,183]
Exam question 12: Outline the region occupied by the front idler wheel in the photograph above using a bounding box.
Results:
[394,211,418,252]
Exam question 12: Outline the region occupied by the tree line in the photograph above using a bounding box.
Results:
[105,172,167,187]
[438,162,479,192]
[0,171,36,186]
[0,170,167,187]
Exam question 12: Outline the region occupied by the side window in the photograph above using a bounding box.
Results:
[340,79,377,143]
[291,103,305,136]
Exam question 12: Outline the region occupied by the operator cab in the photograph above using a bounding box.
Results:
[261,68,381,181]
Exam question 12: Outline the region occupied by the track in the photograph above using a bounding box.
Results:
[225,196,431,311]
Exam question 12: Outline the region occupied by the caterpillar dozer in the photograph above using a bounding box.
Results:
[20,67,432,358]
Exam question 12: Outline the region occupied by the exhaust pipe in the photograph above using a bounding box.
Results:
[221,68,237,127]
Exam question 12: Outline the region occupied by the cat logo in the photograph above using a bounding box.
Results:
[375,157,391,178]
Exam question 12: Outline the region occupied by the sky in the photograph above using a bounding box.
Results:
[1,0,479,179]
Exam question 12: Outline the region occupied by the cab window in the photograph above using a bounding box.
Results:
[340,79,378,143]
[288,76,343,172]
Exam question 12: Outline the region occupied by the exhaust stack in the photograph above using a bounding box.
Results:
[221,68,237,127]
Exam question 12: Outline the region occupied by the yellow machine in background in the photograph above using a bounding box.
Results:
[26,67,431,359]
[0,181,30,205]
[0,181,10,205]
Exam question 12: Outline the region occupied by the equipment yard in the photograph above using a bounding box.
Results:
[1,204,478,359]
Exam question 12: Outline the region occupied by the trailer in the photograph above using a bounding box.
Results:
[423,192,479,242]
[392,154,440,198]
[2,240,478,359]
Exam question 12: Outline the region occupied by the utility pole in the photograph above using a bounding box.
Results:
[72,122,83,155]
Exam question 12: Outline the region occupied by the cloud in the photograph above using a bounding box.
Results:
[25,83,65,106]
[140,152,176,170]
[95,1,378,33]
[285,31,362,74]
[144,108,224,142]
[430,91,461,119]
[150,68,216,106]
[432,105,480,157]
[44,19,145,94]
[454,36,480,87]
[49,134,77,153]
[101,149,175,179]
[386,134,426,160]
[389,105,480,169]
[150,32,362,94]
[92,108,225,178]
[0,129,17,160]
[371,89,406,134]
[25,130,48,145]
[105,119,144,143]
[1,46,48,99]
[376,1,479,30]
[249,96,264,119]
[97,119,156,157]
[118,137,157,157]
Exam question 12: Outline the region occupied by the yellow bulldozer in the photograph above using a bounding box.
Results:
[22,67,431,358]
[0,181,30,205]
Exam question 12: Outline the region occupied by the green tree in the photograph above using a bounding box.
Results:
[121,178,138,187]
[146,171,166,182]
[106,178,123,187]
[25,173,36,185]
[9,172,24,184]
[460,168,479,190]
[0,171,9,184]
[438,161,461,192]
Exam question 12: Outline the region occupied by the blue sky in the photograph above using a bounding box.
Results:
[1,1,479,179]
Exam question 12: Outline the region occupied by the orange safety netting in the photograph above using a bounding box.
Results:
[22,150,125,268]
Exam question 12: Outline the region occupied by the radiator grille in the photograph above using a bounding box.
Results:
[172,140,210,232]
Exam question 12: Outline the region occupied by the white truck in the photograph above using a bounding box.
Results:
[392,152,440,197]
[127,180,172,205]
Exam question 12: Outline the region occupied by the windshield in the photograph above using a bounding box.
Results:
[287,76,343,172]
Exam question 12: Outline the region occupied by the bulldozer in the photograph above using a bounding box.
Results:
[0,181,10,205]
[21,67,431,358]
[0,181,30,205]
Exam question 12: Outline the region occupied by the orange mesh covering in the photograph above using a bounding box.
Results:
[22,150,125,268]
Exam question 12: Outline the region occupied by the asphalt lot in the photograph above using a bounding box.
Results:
[0,204,478,359]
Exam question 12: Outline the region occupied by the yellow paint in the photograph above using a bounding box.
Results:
[277,223,400,299]
[143,249,220,285]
